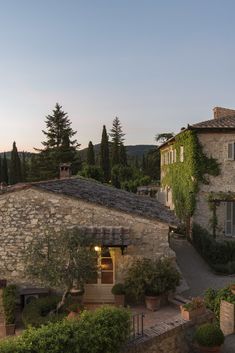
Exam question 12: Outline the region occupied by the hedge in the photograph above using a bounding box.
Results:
[0,306,131,353]
[192,224,235,274]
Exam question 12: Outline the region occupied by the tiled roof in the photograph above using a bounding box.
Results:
[33,177,178,226]
[190,115,235,129]
[76,226,130,246]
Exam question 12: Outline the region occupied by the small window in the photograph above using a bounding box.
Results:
[180,146,184,162]
[227,143,235,160]
[173,149,177,163]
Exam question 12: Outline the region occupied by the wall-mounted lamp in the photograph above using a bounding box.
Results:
[94,246,101,252]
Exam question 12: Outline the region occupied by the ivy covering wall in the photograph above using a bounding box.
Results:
[162,130,220,222]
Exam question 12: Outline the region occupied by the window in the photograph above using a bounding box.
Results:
[173,149,177,163]
[225,202,235,236]
[227,143,235,160]
[180,146,184,162]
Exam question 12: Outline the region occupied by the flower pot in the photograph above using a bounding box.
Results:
[0,324,15,337]
[145,295,161,311]
[199,346,221,353]
[230,284,235,295]
[114,294,125,307]
[180,305,206,320]
[67,311,80,320]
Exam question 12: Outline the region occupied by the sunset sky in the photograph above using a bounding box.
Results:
[1,0,235,151]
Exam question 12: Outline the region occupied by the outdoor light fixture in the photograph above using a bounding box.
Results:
[94,246,101,252]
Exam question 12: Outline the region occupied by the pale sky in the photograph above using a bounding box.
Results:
[1,0,235,151]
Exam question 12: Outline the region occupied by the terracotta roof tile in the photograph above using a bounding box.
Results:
[190,115,235,129]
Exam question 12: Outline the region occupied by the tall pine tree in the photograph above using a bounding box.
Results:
[36,103,80,179]
[87,141,95,165]
[9,142,22,185]
[2,153,8,184]
[110,117,125,167]
[100,125,110,182]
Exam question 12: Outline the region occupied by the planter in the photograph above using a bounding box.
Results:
[67,311,80,320]
[145,295,161,311]
[0,324,15,337]
[180,305,206,320]
[230,284,235,295]
[199,346,221,353]
[114,294,125,307]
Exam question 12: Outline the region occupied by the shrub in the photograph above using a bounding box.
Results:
[111,283,126,295]
[125,258,180,302]
[0,306,131,353]
[2,285,17,324]
[192,223,235,273]
[183,297,204,311]
[22,296,65,328]
[204,286,235,320]
[194,323,224,347]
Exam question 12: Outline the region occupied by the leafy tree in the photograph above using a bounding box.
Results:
[100,125,110,182]
[26,228,97,312]
[80,164,104,182]
[87,141,95,165]
[155,132,174,145]
[9,142,22,185]
[2,153,8,184]
[21,152,28,182]
[110,117,125,167]
[36,103,80,179]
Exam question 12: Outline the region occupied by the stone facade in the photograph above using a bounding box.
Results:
[193,131,235,236]
[0,187,174,288]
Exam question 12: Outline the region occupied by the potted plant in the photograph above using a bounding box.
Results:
[230,283,235,295]
[144,283,163,311]
[0,285,17,336]
[194,323,225,353]
[111,283,126,306]
[180,297,206,320]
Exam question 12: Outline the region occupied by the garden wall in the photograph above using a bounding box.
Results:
[123,311,214,353]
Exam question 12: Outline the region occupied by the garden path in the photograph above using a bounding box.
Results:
[171,238,235,297]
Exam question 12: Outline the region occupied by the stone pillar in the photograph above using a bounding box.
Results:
[220,300,235,336]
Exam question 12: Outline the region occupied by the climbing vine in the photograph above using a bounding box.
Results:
[162,130,220,222]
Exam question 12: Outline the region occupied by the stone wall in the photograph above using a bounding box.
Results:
[123,311,214,353]
[0,187,174,285]
[193,131,235,236]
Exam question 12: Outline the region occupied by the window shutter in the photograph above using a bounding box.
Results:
[228,143,234,160]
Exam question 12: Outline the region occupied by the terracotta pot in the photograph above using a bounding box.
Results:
[180,305,206,320]
[230,285,235,295]
[199,346,221,353]
[0,324,15,337]
[114,294,125,307]
[145,296,161,311]
[67,311,80,320]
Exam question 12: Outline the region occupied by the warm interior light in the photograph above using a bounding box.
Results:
[94,246,100,252]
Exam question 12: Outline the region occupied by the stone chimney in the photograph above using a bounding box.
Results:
[213,107,235,119]
[59,163,71,179]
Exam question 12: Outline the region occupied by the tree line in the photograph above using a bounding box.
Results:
[0,103,163,191]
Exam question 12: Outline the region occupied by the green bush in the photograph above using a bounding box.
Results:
[0,306,131,353]
[22,296,65,328]
[125,258,180,302]
[204,286,235,320]
[194,323,224,347]
[111,283,126,295]
[2,285,17,324]
[192,224,235,273]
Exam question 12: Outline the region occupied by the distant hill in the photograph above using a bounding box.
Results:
[78,144,155,161]
[0,152,35,159]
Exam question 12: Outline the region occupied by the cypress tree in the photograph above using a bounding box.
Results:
[2,153,8,184]
[100,125,110,182]
[21,152,28,182]
[119,143,127,166]
[87,141,95,165]
[9,141,22,185]
[110,117,125,167]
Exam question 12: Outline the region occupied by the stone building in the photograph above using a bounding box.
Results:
[0,177,177,303]
[158,106,235,238]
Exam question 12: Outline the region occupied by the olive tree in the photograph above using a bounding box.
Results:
[26,227,97,311]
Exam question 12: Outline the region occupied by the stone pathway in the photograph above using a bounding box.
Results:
[171,238,235,297]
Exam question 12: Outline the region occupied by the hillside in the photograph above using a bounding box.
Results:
[78,144,155,161]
